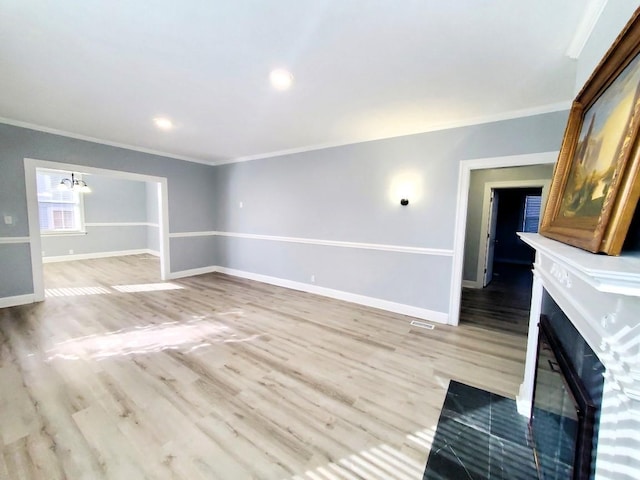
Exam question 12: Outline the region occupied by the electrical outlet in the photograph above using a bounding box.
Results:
[310,275,315,283]
[3,215,12,225]
[239,201,244,208]
[69,249,74,254]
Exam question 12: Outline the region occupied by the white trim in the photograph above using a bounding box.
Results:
[42,249,157,263]
[167,265,448,323]
[565,0,608,59]
[519,233,640,296]
[3,106,570,169]
[24,158,171,299]
[168,265,219,279]
[0,293,36,309]
[462,280,480,289]
[517,272,544,418]
[0,236,31,244]
[475,179,551,288]
[215,102,570,165]
[216,266,449,324]
[157,181,170,281]
[169,231,218,238]
[41,231,87,237]
[85,222,159,227]
[448,151,559,326]
[168,230,454,256]
[0,117,211,165]
[24,162,45,301]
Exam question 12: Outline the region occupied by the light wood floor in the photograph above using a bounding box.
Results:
[0,255,528,479]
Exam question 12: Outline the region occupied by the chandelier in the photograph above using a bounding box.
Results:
[58,173,91,193]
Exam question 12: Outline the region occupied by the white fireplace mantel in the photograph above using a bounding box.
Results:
[519,233,640,297]
[517,233,640,479]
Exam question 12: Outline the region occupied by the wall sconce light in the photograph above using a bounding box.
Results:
[389,171,421,207]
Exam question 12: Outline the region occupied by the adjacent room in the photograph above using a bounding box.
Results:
[1,2,639,479]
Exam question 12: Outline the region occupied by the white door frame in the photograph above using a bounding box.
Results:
[448,151,558,326]
[482,187,500,288]
[469,179,552,289]
[24,158,171,301]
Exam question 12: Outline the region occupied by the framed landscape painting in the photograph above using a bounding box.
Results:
[540,8,640,255]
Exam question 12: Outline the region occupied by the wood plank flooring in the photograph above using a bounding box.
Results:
[0,255,529,479]
[460,263,533,336]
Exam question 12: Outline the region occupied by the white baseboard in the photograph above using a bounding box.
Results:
[145,249,161,257]
[0,293,37,309]
[462,280,482,289]
[516,382,532,418]
[43,249,156,263]
[168,265,219,279]
[216,266,449,324]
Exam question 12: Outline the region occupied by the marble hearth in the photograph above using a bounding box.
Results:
[517,233,640,479]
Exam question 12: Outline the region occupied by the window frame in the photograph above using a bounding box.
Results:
[522,194,542,233]
[37,168,87,236]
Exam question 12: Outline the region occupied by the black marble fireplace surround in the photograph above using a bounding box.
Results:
[423,381,538,479]
[531,294,605,479]
[423,294,607,479]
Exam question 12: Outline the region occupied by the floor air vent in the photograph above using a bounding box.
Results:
[410,320,435,330]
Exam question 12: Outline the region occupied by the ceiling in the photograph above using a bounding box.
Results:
[0,1,596,164]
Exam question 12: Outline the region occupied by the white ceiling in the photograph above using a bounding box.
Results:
[0,1,595,164]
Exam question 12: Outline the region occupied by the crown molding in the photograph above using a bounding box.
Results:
[216,101,571,166]
[1,101,571,168]
[0,116,213,166]
[565,0,608,59]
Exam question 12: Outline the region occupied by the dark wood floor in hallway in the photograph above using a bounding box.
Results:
[1,255,528,479]
[460,263,533,336]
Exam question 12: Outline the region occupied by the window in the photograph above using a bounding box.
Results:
[522,194,542,233]
[37,169,85,233]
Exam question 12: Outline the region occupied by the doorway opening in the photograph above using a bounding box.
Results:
[448,151,558,327]
[483,187,542,287]
[460,185,545,334]
[24,158,170,302]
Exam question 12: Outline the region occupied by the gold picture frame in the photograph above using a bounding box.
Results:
[540,8,640,255]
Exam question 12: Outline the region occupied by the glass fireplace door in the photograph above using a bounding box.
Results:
[530,315,596,479]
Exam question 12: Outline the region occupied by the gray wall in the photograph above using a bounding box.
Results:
[463,164,555,283]
[41,174,151,258]
[0,122,216,299]
[214,112,567,315]
[84,175,147,223]
[41,226,147,257]
[575,1,639,94]
[0,244,33,297]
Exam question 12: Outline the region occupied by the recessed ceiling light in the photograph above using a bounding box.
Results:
[269,69,294,91]
[153,117,173,130]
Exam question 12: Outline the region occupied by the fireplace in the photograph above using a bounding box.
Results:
[530,312,603,479]
[517,233,640,479]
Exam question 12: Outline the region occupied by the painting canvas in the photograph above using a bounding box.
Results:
[559,53,640,221]
[540,8,640,255]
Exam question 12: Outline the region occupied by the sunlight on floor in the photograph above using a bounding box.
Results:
[45,286,111,297]
[290,442,428,479]
[406,426,437,451]
[45,282,184,297]
[45,315,260,361]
